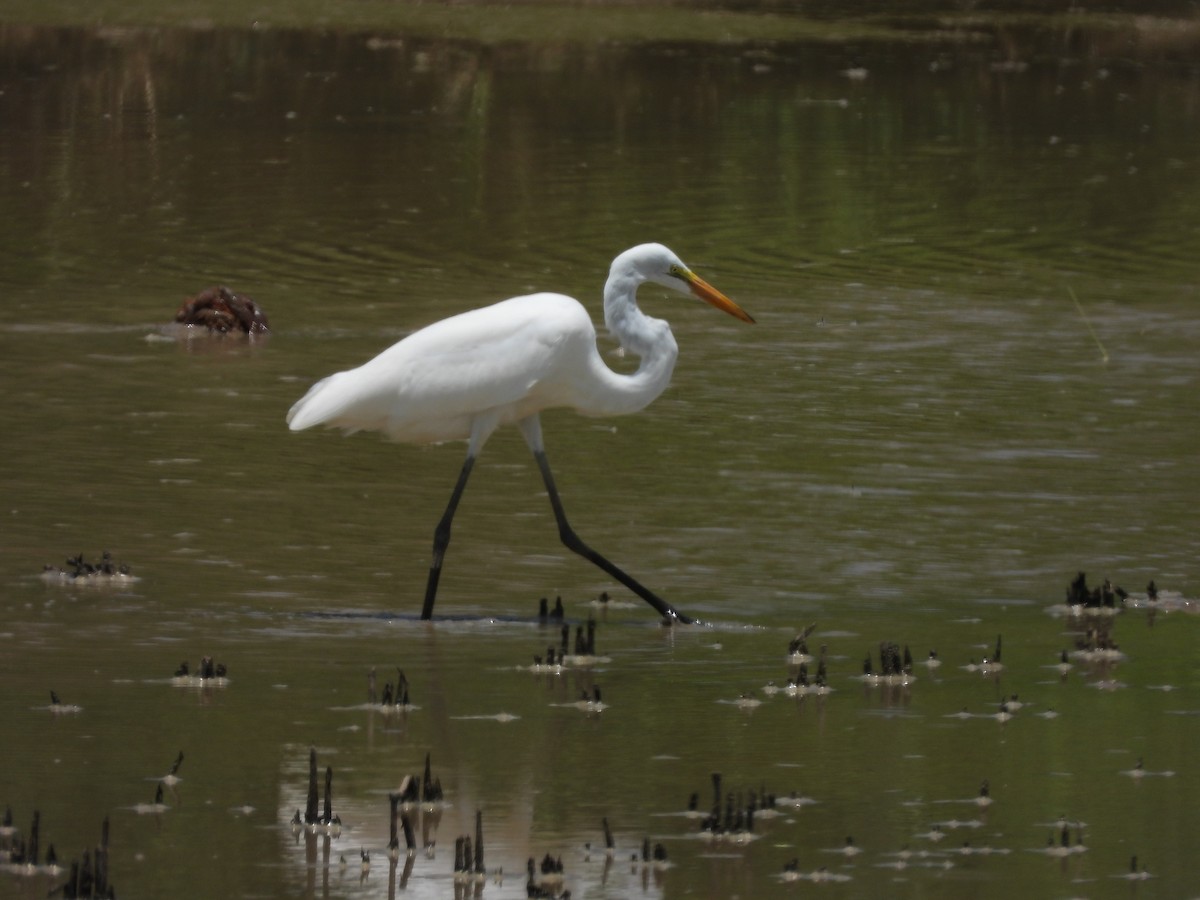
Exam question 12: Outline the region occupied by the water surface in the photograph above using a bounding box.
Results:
[0,19,1198,899]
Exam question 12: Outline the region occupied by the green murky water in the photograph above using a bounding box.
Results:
[1,15,1198,899]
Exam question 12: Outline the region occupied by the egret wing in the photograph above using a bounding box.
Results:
[287,293,595,444]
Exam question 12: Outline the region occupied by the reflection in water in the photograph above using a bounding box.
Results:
[2,22,1199,310]
[0,18,1198,900]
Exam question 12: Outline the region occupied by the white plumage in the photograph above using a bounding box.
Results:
[287,243,753,622]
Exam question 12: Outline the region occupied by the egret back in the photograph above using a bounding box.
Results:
[286,293,614,445]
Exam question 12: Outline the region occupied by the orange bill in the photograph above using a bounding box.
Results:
[684,270,756,324]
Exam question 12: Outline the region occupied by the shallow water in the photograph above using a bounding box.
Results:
[1,18,1198,900]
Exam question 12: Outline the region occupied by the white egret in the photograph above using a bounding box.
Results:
[287,243,754,623]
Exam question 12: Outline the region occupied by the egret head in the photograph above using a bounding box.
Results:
[617,243,755,324]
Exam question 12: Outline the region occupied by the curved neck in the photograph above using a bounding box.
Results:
[579,268,678,417]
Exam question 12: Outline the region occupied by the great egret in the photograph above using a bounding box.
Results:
[287,243,754,623]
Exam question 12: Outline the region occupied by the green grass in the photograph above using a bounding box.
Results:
[1,0,1196,50]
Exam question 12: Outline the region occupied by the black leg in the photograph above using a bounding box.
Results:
[421,454,476,620]
[531,448,694,625]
